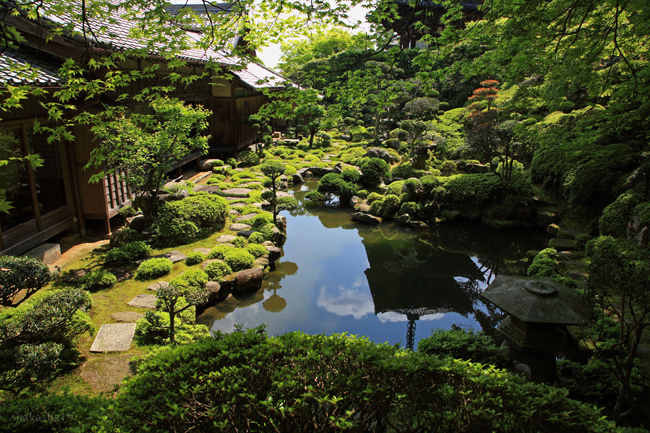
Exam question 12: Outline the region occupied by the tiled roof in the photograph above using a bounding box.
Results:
[0,49,61,85]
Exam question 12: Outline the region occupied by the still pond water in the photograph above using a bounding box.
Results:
[197,180,546,349]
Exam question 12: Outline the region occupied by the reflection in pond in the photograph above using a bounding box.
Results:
[197,180,545,348]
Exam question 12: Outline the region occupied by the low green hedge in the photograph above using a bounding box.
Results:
[136,258,173,281]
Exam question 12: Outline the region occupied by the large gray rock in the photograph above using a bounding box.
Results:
[292,173,304,184]
[111,311,144,322]
[158,250,186,263]
[351,212,382,225]
[127,294,157,309]
[234,213,258,222]
[332,165,343,174]
[349,196,363,207]
[276,215,287,230]
[198,159,218,171]
[193,247,212,255]
[193,184,220,194]
[90,323,137,352]
[365,147,392,163]
[128,215,146,233]
[220,188,253,198]
[204,281,221,306]
[254,257,270,268]
[265,245,283,263]
[354,203,371,213]
[233,268,264,293]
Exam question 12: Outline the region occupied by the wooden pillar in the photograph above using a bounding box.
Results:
[20,124,42,230]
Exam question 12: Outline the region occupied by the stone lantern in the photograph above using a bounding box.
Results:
[481,276,585,383]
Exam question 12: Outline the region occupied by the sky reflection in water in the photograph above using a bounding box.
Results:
[197,181,544,349]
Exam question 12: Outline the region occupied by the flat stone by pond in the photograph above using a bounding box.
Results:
[220,188,253,197]
[234,213,258,222]
[230,202,248,208]
[90,323,137,352]
[127,294,157,309]
[229,223,252,231]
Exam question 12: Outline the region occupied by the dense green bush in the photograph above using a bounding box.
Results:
[223,249,255,272]
[246,243,268,258]
[440,160,457,176]
[237,150,260,167]
[370,194,400,218]
[392,161,414,178]
[418,328,509,369]
[248,232,265,244]
[119,205,138,218]
[386,180,405,196]
[527,248,559,277]
[169,268,208,291]
[251,213,274,229]
[360,158,391,187]
[78,270,117,291]
[0,289,93,393]
[204,261,232,282]
[340,147,366,165]
[208,244,235,260]
[135,310,210,346]
[233,236,248,248]
[136,258,173,281]
[367,192,384,204]
[0,255,53,307]
[442,172,531,214]
[341,167,361,183]
[421,175,442,193]
[226,157,237,168]
[151,195,229,246]
[185,252,205,266]
[398,201,423,218]
[317,173,359,203]
[104,241,151,265]
[111,328,615,433]
[598,189,643,238]
[574,233,593,251]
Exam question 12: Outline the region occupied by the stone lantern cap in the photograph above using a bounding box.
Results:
[481,276,585,325]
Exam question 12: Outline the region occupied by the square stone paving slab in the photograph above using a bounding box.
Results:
[127,294,157,309]
[90,323,137,352]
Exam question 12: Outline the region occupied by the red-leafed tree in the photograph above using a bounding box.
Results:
[465,80,519,181]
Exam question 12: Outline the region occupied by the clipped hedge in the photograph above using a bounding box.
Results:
[136,258,173,281]
[110,328,615,433]
[204,261,232,282]
[104,241,151,265]
[223,249,255,272]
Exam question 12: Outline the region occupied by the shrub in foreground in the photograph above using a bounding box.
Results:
[104,241,151,265]
[111,328,614,433]
[0,255,52,306]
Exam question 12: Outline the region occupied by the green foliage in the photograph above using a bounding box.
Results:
[251,213,274,229]
[304,191,325,203]
[370,194,400,218]
[356,189,368,199]
[360,158,390,187]
[119,205,138,218]
[418,328,509,369]
[169,268,208,291]
[248,232,265,244]
[440,160,457,176]
[340,147,367,165]
[284,164,297,175]
[574,234,593,251]
[246,243,268,258]
[136,311,210,346]
[0,289,93,393]
[113,328,615,432]
[421,175,442,193]
[527,248,559,277]
[223,250,255,272]
[398,201,422,218]
[236,150,260,167]
[0,255,52,307]
[442,172,531,215]
[232,236,248,248]
[78,269,117,291]
[392,162,414,179]
[0,392,110,433]
[208,244,235,260]
[136,258,173,281]
[151,195,229,247]
[104,241,152,265]
[317,173,358,203]
[367,192,384,204]
[341,167,360,183]
[185,252,205,266]
[386,180,405,196]
[204,261,232,282]
[599,189,644,238]
[226,158,237,168]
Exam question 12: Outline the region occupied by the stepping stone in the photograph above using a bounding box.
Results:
[240,181,262,187]
[90,323,137,352]
[229,209,241,216]
[193,248,212,255]
[188,171,212,183]
[230,202,247,208]
[220,188,253,197]
[193,185,220,194]
[111,312,144,322]
[229,223,252,231]
[216,235,237,243]
[147,281,167,291]
[127,294,157,309]
[224,197,245,201]
[107,268,133,282]
[158,250,187,263]
[234,213,258,222]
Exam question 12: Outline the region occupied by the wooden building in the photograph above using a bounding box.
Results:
[0,3,286,256]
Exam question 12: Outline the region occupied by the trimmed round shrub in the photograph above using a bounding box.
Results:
[237,150,260,167]
[380,194,400,217]
[341,168,360,183]
[213,159,224,167]
[79,270,117,291]
[105,241,152,265]
[251,213,274,229]
[367,192,384,204]
[119,206,138,218]
[204,261,232,282]
[0,255,53,306]
[398,202,422,218]
[248,232,265,244]
[246,243,268,258]
[170,268,208,291]
[208,244,235,260]
[574,233,593,251]
[421,175,441,193]
[284,164,297,175]
[233,236,248,248]
[151,195,229,247]
[392,162,414,179]
[440,160,457,176]
[527,248,559,277]
[226,157,237,168]
[356,189,369,199]
[185,252,205,266]
[223,249,255,272]
[387,181,405,196]
[418,328,509,369]
[136,258,173,281]
[360,158,391,187]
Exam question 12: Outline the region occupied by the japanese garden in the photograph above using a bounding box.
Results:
[1,0,649,431]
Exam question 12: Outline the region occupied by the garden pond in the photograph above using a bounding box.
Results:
[197,180,547,349]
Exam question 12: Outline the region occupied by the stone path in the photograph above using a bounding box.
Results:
[230,202,247,208]
[157,250,187,263]
[127,294,157,309]
[193,184,220,193]
[111,312,144,322]
[193,247,212,255]
[229,223,252,231]
[234,213,258,222]
[90,323,137,352]
[216,235,237,243]
[220,188,253,197]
